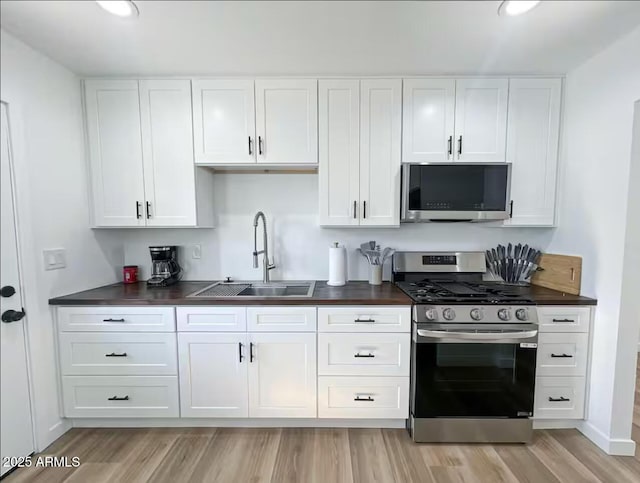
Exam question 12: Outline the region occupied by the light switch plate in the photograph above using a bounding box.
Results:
[43,248,66,270]
[192,244,202,259]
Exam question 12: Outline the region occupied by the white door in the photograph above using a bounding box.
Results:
[402,79,456,162]
[318,80,360,226]
[359,79,402,227]
[178,333,248,417]
[84,80,146,226]
[140,80,197,227]
[504,78,562,227]
[248,332,317,418]
[255,79,318,164]
[192,80,256,164]
[1,103,35,476]
[454,78,508,162]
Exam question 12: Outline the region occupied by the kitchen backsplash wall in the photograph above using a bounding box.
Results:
[121,173,556,281]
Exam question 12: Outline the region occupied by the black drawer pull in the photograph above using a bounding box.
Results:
[103,318,125,322]
[354,396,374,402]
[108,395,129,401]
[548,396,570,402]
[105,352,127,357]
[550,353,573,358]
[354,353,375,358]
[354,318,375,323]
[552,318,575,323]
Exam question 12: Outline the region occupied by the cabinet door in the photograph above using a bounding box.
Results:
[255,79,318,164]
[402,79,455,162]
[504,78,561,226]
[248,332,317,418]
[140,80,197,226]
[84,80,145,227]
[318,80,360,226]
[359,79,402,226]
[178,333,248,418]
[454,79,508,162]
[192,80,256,164]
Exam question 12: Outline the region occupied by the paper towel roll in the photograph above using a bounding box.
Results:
[328,243,347,286]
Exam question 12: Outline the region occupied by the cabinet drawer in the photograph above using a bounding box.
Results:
[177,307,246,332]
[318,376,409,419]
[537,333,588,377]
[534,376,585,419]
[318,333,410,376]
[247,307,316,332]
[62,376,179,418]
[59,332,177,376]
[318,307,411,333]
[537,307,590,333]
[58,307,175,332]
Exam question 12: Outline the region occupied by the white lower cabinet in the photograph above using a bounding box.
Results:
[534,376,585,420]
[248,332,317,418]
[178,333,248,418]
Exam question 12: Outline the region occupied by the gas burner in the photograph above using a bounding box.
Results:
[397,280,535,305]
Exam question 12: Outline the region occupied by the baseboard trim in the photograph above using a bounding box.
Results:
[578,421,637,456]
[71,418,407,429]
[38,419,72,452]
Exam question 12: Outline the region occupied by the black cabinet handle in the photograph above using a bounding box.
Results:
[108,395,129,401]
[354,353,375,358]
[353,201,357,219]
[258,136,263,155]
[552,318,575,323]
[249,342,255,362]
[363,201,367,219]
[239,342,244,363]
[248,136,253,155]
[457,135,462,156]
[509,200,514,218]
[354,396,374,402]
[103,318,125,322]
[2,309,26,323]
[146,202,151,219]
[105,352,127,357]
[136,202,142,219]
[447,135,452,157]
[354,318,375,323]
[548,396,570,402]
[550,353,573,358]
[1,285,16,298]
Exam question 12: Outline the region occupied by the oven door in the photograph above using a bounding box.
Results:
[411,324,537,418]
[401,163,512,222]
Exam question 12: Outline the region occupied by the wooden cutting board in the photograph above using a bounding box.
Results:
[531,254,582,295]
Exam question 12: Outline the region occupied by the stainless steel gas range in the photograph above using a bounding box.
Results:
[393,251,538,444]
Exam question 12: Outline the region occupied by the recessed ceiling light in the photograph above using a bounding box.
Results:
[498,1,541,17]
[96,1,139,18]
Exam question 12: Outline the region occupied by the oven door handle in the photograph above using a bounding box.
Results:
[417,329,538,342]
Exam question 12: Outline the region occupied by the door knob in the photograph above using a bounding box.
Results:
[2,309,26,323]
[0,286,16,298]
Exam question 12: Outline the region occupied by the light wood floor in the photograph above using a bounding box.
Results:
[5,366,640,483]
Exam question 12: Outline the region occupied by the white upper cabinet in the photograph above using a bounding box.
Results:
[402,79,456,162]
[140,80,197,226]
[255,79,318,164]
[359,79,402,226]
[192,80,256,164]
[504,78,562,226]
[454,78,508,162]
[318,80,360,226]
[84,80,146,227]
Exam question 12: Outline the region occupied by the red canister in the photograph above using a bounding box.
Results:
[123,265,138,284]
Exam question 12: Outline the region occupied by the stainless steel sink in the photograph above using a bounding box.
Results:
[188,281,315,298]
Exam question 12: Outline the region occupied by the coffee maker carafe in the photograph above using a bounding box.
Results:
[147,246,182,287]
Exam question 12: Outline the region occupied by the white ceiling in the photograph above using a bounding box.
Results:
[1,1,639,76]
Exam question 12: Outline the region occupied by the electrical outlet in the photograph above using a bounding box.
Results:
[43,248,66,271]
[192,244,202,259]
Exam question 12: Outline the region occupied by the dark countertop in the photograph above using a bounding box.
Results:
[48,281,414,306]
[48,280,597,307]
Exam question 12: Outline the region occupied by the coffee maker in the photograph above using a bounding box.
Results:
[147,246,182,287]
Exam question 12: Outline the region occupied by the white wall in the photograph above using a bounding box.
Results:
[548,27,640,454]
[0,30,122,450]
[122,173,555,281]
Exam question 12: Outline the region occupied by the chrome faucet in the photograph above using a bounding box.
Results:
[252,211,275,283]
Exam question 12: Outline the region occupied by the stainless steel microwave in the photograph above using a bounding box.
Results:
[401,163,512,222]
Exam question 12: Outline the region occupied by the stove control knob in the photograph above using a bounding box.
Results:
[515,308,529,321]
[424,308,438,321]
[442,308,456,321]
[498,308,512,321]
[470,308,483,321]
